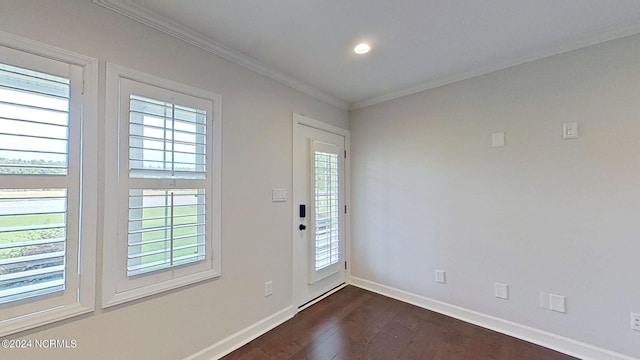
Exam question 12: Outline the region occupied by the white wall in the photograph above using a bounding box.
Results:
[350,33,640,358]
[0,1,347,359]
[2,1,640,359]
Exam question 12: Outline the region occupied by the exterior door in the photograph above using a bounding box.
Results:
[293,114,347,308]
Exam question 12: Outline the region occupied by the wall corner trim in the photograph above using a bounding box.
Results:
[349,277,638,360]
[183,306,296,360]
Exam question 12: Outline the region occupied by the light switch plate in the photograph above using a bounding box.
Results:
[272,189,287,202]
[563,122,578,139]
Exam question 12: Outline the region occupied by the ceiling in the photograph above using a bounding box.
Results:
[95,1,640,110]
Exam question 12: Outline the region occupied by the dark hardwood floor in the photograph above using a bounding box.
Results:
[222,286,579,360]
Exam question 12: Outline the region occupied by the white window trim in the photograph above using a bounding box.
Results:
[0,31,97,337]
[102,63,222,308]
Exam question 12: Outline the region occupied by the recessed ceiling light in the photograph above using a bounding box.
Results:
[354,43,371,55]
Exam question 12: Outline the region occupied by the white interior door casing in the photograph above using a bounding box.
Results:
[292,113,350,308]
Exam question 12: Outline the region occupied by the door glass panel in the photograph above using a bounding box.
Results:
[313,150,340,271]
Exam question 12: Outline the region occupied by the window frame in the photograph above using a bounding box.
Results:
[0,31,97,336]
[102,63,221,308]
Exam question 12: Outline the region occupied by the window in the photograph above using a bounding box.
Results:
[313,150,340,271]
[102,64,221,307]
[307,138,344,284]
[0,35,97,336]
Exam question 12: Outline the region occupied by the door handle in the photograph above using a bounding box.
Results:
[299,224,307,230]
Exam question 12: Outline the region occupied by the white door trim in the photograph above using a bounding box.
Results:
[292,113,351,310]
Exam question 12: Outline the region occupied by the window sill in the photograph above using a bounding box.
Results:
[0,303,94,337]
[102,268,220,308]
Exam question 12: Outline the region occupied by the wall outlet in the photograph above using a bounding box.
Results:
[540,292,566,313]
[435,270,446,284]
[491,132,505,147]
[549,294,566,313]
[632,313,640,331]
[562,122,579,139]
[494,283,509,300]
[264,281,273,297]
[540,292,550,309]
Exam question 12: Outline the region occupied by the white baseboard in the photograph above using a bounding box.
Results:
[183,305,296,360]
[349,277,638,360]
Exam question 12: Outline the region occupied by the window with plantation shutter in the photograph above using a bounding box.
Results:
[306,138,344,285]
[0,65,71,306]
[0,65,73,303]
[128,94,207,179]
[102,64,221,307]
[0,35,97,336]
[127,189,206,276]
[313,150,340,271]
[0,189,67,305]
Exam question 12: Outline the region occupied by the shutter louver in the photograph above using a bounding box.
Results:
[127,189,206,276]
[126,94,208,277]
[0,63,70,304]
[313,151,340,271]
[129,95,206,179]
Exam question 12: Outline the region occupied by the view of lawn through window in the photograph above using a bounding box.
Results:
[0,63,70,304]
[127,188,205,276]
[126,94,207,277]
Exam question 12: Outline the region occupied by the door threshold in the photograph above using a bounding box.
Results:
[298,283,347,311]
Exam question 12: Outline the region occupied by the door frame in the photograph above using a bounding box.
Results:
[292,113,351,310]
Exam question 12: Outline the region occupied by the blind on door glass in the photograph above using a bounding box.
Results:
[127,189,206,276]
[314,151,340,271]
[129,95,206,179]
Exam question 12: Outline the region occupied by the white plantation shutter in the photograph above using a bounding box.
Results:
[313,150,340,271]
[0,64,70,175]
[102,67,220,307]
[308,139,343,284]
[127,188,206,276]
[122,86,210,277]
[0,63,74,305]
[0,37,96,337]
[0,190,67,305]
[128,94,207,179]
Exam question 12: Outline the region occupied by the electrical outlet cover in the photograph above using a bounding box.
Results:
[494,283,509,300]
[540,292,550,309]
[549,294,566,313]
[632,313,640,331]
[562,122,579,139]
[492,132,505,147]
[264,281,273,297]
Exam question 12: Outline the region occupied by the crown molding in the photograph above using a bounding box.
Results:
[92,0,349,110]
[350,20,640,110]
[93,0,640,112]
